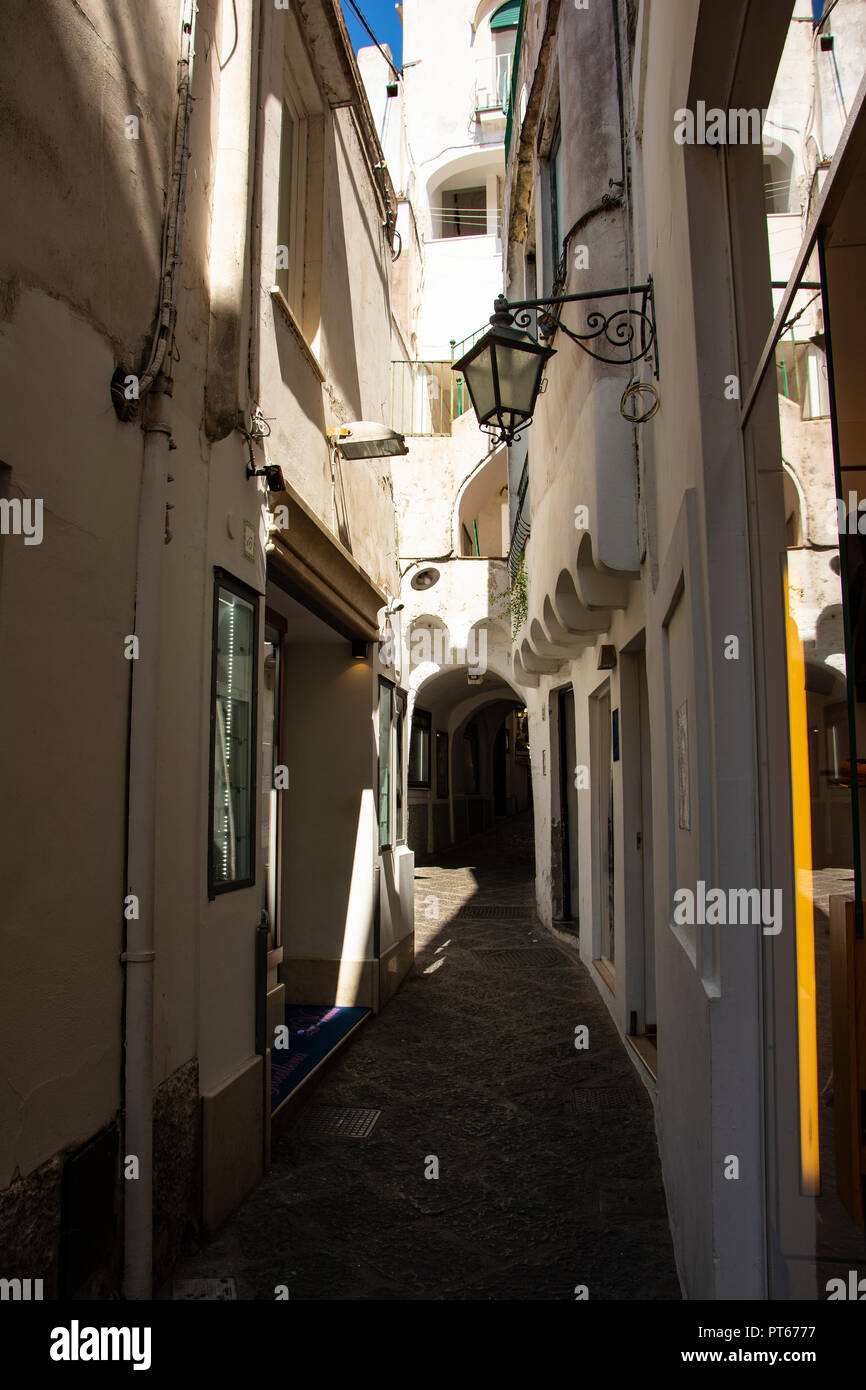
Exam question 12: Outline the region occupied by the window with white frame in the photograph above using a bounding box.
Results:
[275,82,308,317]
[379,682,410,850]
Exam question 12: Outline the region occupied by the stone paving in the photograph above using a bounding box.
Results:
[174,813,681,1300]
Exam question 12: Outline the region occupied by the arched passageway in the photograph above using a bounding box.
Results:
[406,663,531,859]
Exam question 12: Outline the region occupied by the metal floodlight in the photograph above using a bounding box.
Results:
[452,297,556,446]
[410,566,440,591]
[329,422,409,459]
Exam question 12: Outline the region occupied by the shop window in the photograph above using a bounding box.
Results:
[209,570,259,896]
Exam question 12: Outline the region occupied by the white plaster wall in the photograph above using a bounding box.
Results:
[279,644,377,963]
[400,0,507,356]
[392,413,497,557]
[0,0,217,1184]
[256,4,400,600]
[503,0,794,1300]
[418,236,503,358]
[0,0,410,1198]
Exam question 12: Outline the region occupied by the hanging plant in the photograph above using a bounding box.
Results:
[496,551,528,636]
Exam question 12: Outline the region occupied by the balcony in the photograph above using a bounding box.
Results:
[391,360,472,437]
[474,53,512,117]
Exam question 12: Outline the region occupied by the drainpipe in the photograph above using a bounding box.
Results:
[123,377,172,1301]
[122,0,196,1301]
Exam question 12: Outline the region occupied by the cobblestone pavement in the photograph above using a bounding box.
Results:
[174,813,681,1300]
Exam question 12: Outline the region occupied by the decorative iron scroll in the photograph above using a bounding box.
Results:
[507,279,659,378]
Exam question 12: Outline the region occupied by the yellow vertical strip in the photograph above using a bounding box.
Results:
[784,566,820,1194]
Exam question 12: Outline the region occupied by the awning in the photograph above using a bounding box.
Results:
[266,479,386,641]
[491,2,521,31]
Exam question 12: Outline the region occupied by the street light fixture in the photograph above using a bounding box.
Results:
[328,422,409,459]
[453,281,659,446]
[452,301,556,448]
[410,566,441,591]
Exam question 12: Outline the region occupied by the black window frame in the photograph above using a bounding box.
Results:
[408,706,432,789]
[208,567,260,900]
[395,688,408,844]
[436,730,449,800]
[378,676,395,851]
[549,122,563,283]
[463,722,480,796]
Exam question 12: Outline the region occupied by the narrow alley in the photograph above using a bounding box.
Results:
[173,815,680,1300]
[7,0,866,1336]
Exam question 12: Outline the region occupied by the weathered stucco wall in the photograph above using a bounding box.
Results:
[256,4,400,600]
[500,0,817,1300]
[0,0,410,1290]
[0,0,221,1193]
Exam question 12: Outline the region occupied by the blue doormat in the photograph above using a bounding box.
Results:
[270,1005,370,1113]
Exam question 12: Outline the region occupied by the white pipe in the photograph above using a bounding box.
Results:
[123,382,171,1301]
[123,0,197,1301]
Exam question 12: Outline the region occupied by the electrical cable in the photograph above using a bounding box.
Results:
[219,0,238,70]
[344,0,401,80]
[816,0,842,30]
[780,291,821,337]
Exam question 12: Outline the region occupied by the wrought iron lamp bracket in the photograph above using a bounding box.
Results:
[495,277,660,378]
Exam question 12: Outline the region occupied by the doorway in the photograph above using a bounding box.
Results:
[557,686,580,925]
[493,721,507,816]
[592,683,615,981]
[622,642,656,1075]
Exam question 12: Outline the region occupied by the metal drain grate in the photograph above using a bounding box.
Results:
[458,905,532,918]
[472,947,572,967]
[304,1105,381,1138]
[171,1278,237,1300]
[571,1087,640,1111]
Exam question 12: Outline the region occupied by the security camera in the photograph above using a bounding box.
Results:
[264,462,287,493]
[246,458,287,492]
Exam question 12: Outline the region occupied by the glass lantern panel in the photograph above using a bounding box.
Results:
[494,342,545,417]
[464,345,497,421]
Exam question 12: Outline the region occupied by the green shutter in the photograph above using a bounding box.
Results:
[491,2,520,30]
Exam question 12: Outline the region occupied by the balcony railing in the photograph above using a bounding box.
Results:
[508,458,530,581]
[474,53,512,114]
[391,360,472,436]
[427,206,502,240]
[450,322,490,362]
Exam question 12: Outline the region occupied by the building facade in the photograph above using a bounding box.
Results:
[0,0,414,1299]
[498,0,866,1297]
[359,1,533,861]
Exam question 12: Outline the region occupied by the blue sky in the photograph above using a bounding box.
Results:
[341,0,403,71]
